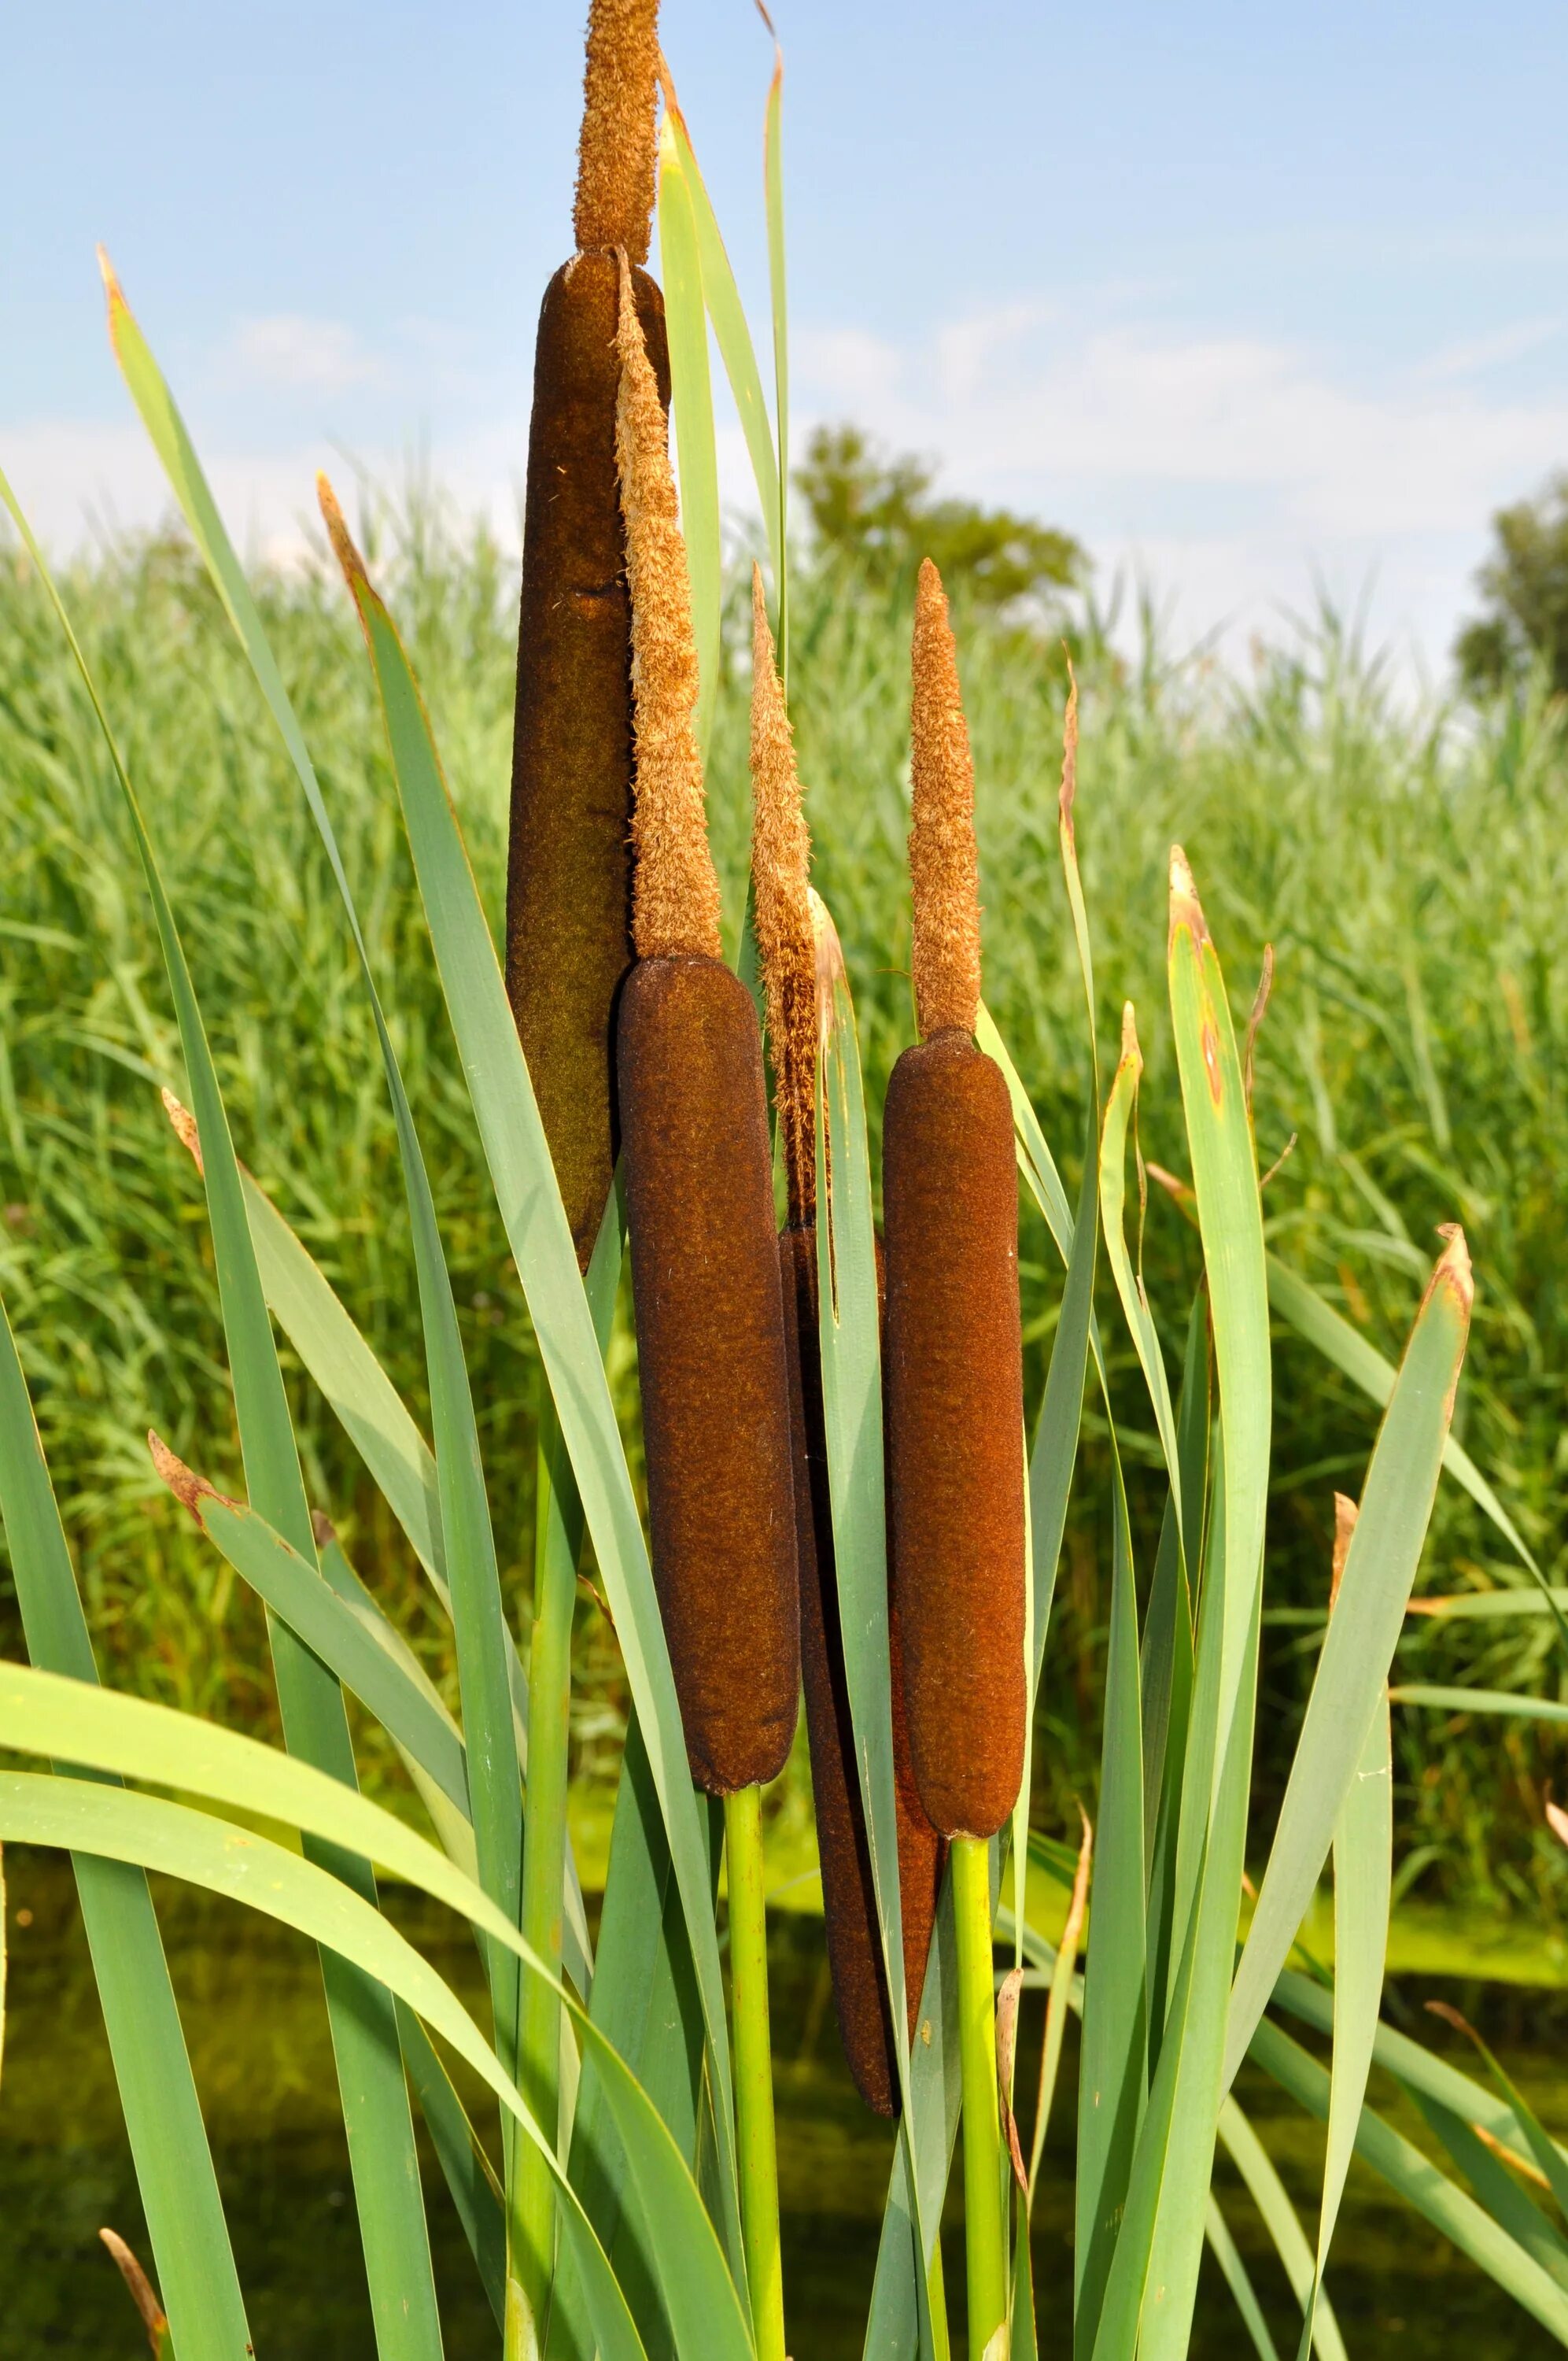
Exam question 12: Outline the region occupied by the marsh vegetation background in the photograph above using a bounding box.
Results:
[3,494,1563,1923]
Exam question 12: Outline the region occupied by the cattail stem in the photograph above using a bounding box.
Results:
[508,1393,582,2355]
[951,1835,1007,2359]
[724,1785,787,2361]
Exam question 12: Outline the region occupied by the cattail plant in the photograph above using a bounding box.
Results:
[503,9,669,2347]
[882,558,1027,2359]
[507,0,667,1269]
[750,569,943,2119]
[614,264,799,2361]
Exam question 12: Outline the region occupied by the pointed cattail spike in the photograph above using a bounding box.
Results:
[750,567,817,1224]
[574,0,662,264]
[909,560,982,1039]
[615,257,722,963]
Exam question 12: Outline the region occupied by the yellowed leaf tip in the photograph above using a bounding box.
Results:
[316,473,368,593]
[657,53,690,142]
[147,1430,227,1523]
[98,2229,168,2348]
[1058,660,1079,846]
[1168,843,1208,949]
[809,885,847,1056]
[1330,1491,1359,1609]
[1547,1798,1568,1853]
[1118,999,1143,1077]
[1433,1221,1474,1314]
[160,1088,203,1174]
[96,246,126,314]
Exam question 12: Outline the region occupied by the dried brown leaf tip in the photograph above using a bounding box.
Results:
[1330,1491,1359,1610]
[909,559,982,1038]
[615,257,722,963]
[1058,660,1079,851]
[316,472,370,600]
[160,1088,202,1173]
[98,2229,168,2355]
[574,0,662,264]
[147,1430,229,1523]
[750,567,817,1223]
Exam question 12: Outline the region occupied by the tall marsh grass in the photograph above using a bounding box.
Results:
[2,515,1564,1911]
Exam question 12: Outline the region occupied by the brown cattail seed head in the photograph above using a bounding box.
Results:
[616,258,723,963]
[781,1227,944,2114]
[573,0,662,262]
[750,568,817,1225]
[616,955,800,1792]
[909,559,982,1039]
[507,250,668,1265]
[883,1031,1026,1839]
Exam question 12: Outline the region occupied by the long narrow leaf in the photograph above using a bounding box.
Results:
[1225,1232,1471,2086]
[0,1262,252,2356]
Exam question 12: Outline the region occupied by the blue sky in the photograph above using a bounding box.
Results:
[9,0,1568,674]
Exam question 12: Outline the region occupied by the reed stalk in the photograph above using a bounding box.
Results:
[951,1835,1007,2359]
[507,1391,581,2358]
[724,1783,787,2361]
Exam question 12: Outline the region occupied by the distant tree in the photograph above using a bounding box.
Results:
[1455,474,1568,697]
[794,423,1086,615]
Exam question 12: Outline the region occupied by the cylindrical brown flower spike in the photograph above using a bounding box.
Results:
[507,0,669,1269]
[752,588,943,2115]
[883,560,1026,1843]
[614,275,799,1794]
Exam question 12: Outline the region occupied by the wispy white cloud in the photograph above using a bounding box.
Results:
[221,314,387,394]
[789,304,1568,667]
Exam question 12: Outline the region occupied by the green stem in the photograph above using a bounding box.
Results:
[952,1834,1007,2360]
[507,1391,581,2359]
[724,1783,786,2361]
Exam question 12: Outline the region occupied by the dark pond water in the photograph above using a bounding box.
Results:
[2,1849,1562,2357]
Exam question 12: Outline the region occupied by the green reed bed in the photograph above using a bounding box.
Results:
[2,519,1567,1908]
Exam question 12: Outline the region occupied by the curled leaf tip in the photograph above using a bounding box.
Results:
[315,474,367,591]
[160,1087,202,1173]
[147,1430,221,1522]
[1433,1221,1474,1310]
